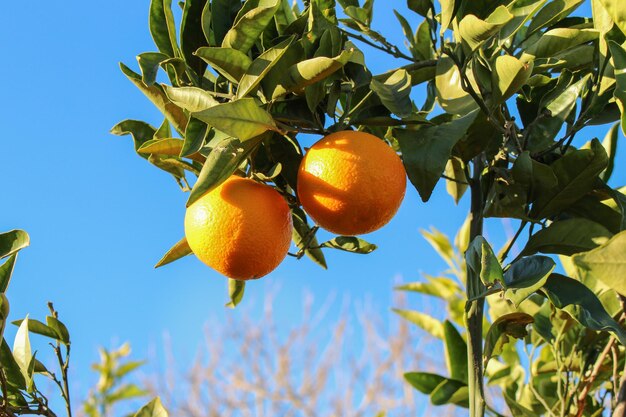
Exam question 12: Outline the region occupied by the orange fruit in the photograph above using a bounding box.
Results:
[184,176,293,280]
[297,130,406,235]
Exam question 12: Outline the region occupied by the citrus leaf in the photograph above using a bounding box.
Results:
[522,28,599,61]
[180,0,209,76]
[321,236,377,254]
[11,319,58,341]
[541,274,626,345]
[598,0,626,36]
[46,316,70,344]
[466,236,503,288]
[444,157,468,204]
[531,139,608,218]
[443,320,467,383]
[155,238,192,268]
[608,41,626,135]
[492,55,533,104]
[119,63,188,134]
[0,230,29,260]
[527,0,584,35]
[499,0,547,42]
[13,316,32,388]
[396,110,478,202]
[434,57,478,115]
[430,379,469,407]
[225,279,245,308]
[0,254,17,293]
[395,276,461,300]
[163,86,219,112]
[138,138,185,156]
[404,372,446,394]
[0,339,26,389]
[484,313,533,364]
[150,0,179,58]
[572,230,626,296]
[193,98,278,141]
[181,118,209,157]
[195,47,253,84]
[503,255,555,306]
[520,218,612,257]
[458,5,513,50]
[186,137,260,207]
[222,0,281,53]
[272,48,354,98]
[392,309,445,339]
[292,207,327,269]
[237,36,295,98]
[111,120,157,155]
[134,397,169,417]
[601,121,619,182]
[370,69,413,118]
[136,52,169,85]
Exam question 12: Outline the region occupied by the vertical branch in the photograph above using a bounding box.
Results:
[466,155,486,417]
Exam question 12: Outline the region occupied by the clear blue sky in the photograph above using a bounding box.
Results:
[0,0,622,412]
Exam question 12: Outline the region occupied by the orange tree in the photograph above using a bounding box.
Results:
[113,0,626,416]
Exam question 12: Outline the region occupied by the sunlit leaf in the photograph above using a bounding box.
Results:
[393,309,445,339]
[195,47,253,84]
[155,238,192,268]
[225,279,245,308]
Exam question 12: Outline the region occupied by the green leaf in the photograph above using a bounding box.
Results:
[46,316,70,344]
[225,279,245,308]
[150,0,179,57]
[193,99,278,141]
[531,139,609,218]
[13,316,32,388]
[404,372,446,394]
[608,41,626,135]
[458,5,513,50]
[503,256,555,306]
[237,36,295,98]
[182,118,209,157]
[211,0,240,45]
[407,0,430,16]
[370,69,413,118]
[111,120,157,155]
[0,230,29,260]
[106,384,148,403]
[601,121,619,182]
[155,238,192,268]
[572,230,626,296]
[439,0,459,34]
[11,319,59,340]
[137,52,169,85]
[444,157,468,204]
[522,28,599,61]
[492,55,533,104]
[181,0,209,76]
[520,218,612,257]
[421,227,456,268]
[527,0,584,35]
[430,379,468,407]
[119,63,188,134]
[393,309,445,339]
[321,236,377,254]
[195,47,253,83]
[222,0,281,53]
[0,254,17,293]
[272,48,354,98]
[292,207,327,269]
[541,274,626,345]
[186,137,260,207]
[484,313,533,364]
[499,0,547,42]
[138,138,185,156]
[598,0,626,36]
[435,57,477,115]
[396,110,478,201]
[395,276,460,300]
[443,320,467,383]
[466,236,503,288]
[163,86,219,112]
[0,339,26,389]
[134,397,169,417]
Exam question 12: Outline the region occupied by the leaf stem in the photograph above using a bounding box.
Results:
[340,29,414,61]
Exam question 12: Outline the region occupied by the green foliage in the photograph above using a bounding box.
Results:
[119,0,626,416]
[83,343,148,417]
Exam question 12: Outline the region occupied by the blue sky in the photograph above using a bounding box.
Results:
[0,0,623,413]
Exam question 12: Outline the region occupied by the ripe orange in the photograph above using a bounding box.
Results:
[184,176,293,280]
[297,130,406,236]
